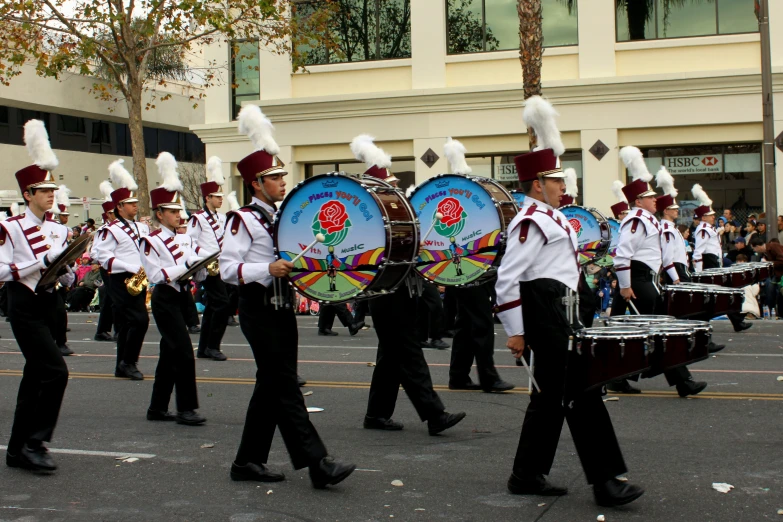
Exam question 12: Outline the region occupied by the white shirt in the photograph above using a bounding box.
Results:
[187,209,225,256]
[495,198,580,337]
[140,226,205,292]
[614,207,662,289]
[219,197,276,287]
[0,211,75,292]
[693,222,722,272]
[92,218,150,274]
[660,219,688,282]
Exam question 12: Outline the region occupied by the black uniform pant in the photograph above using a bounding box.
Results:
[702,254,746,329]
[54,286,68,346]
[317,303,353,331]
[514,279,627,484]
[226,282,239,319]
[611,264,690,386]
[234,283,327,469]
[367,290,445,421]
[108,272,149,369]
[6,283,69,453]
[352,300,369,325]
[149,285,199,413]
[415,283,445,340]
[183,286,199,328]
[66,286,95,311]
[197,275,230,354]
[443,287,458,331]
[96,269,114,335]
[448,283,501,388]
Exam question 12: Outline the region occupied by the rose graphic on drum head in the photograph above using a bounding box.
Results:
[569,218,582,238]
[312,200,352,247]
[434,197,467,238]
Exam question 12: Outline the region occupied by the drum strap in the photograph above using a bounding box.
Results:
[243,204,276,240]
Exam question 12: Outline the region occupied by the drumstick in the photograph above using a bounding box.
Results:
[291,233,326,264]
[629,300,641,315]
[421,212,444,242]
[519,350,541,394]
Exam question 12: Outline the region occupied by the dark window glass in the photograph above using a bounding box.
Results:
[617,0,758,41]
[0,106,8,125]
[184,133,205,163]
[57,115,86,134]
[158,129,181,158]
[295,0,412,65]
[17,109,50,128]
[448,0,578,54]
[144,127,159,158]
[230,41,260,120]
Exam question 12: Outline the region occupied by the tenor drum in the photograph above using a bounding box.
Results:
[663,283,712,319]
[607,218,621,259]
[408,174,518,286]
[606,315,675,327]
[275,172,418,303]
[571,327,651,392]
[647,323,708,373]
[559,205,611,265]
[691,269,729,287]
[749,261,773,282]
[726,266,755,288]
[709,286,744,316]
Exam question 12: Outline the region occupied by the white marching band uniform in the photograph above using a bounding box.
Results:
[219,197,277,288]
[692,222,721,273]
[93,219,150,275]
[660,219,688,282]
[614,208,662,290]
[187,209,226,256]
[140,226,206,290]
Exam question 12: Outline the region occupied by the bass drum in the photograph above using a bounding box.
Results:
[559,205,611,265]
[408,174,518,286]
[607,218,621,258]
[510,190,526,209]
[275,172,418,303]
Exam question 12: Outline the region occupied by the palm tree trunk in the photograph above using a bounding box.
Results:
[125,73,151,219]
[517,0,543,150]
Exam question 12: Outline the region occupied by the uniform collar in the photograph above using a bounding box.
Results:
[26,211,46,226]
[524,197,553,212]
[158,225,176,239]
[252,197,276,214]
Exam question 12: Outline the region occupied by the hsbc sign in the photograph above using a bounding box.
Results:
[664,154,723,175]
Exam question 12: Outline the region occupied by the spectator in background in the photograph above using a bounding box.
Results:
[688,214,700,248]
[723,209,734,223]
[777,215,783,243]
[605,279,618,317]
[757,220,768,240]
[597,276,612,316]
[678,225,692,266]
[71,226,82,240]
[727,237,753,263]
[750,237,783,317]
[735,254,749,263]
[66,260,102,312]
[744,219,758,244]
[81,218,96,234]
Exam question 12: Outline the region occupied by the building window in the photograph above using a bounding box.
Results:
[231,41,260,120]
[295,0,412,65]
[447,0,578,55]
[57,115,86,135]
[617,0,759,42]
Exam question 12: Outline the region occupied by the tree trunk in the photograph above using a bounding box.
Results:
[517,0,543,151]
[125,76,151,219]
[627,0,651,41]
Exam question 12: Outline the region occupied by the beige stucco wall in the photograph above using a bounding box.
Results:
[616,39,762,77]
[292,63,413,98]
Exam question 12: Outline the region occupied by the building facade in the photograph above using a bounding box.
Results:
[0,65,205,221]
[193,0,783,225]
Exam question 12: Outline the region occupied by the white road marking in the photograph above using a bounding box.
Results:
[0,445,155,459]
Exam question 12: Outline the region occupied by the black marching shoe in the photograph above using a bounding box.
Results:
[227,316,239,327]
[198,348,228,361]
[426,338,450,349]
[297,375,307,387]
[428,411,466,435]
[146,409,177,421]
[309,456,356,489]
[230,462,285,482]
[676,379,707,398]
[507,473,568,496]
[176,410,206,426]
[94,332,113,342]
[707,341,725,354]
[484,380,515,393]
[188,325,202,334]
[59,344,74,356]
[593,478,644,507]
[6,444,57,472]
[448,379,482,391]
[318,329,338,336]
[117,361,144,380]
[733,321,752,333]
[348,323,360,336]
[606,379,641,394]
[363,416,404,431]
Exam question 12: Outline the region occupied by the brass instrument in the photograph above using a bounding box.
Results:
[206,259,220,277]
[125,267,149,296]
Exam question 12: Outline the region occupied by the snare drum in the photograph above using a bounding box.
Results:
[607,218,621,258]
[750,261,773,282]
[571,327,651,392]
[663,283,712,319]
[606,315,675,327]
[647,323,708,374]
[408,174,518,286]
[275,172,418,303]
[559,205,611,265]
[667,319,712,356]
[726,266,755,288]
[709,286,744,316]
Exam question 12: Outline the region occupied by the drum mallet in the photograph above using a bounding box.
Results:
[629,300,641,315]
[421,212,444,243]
[291,233,326,264]
[517,350,541,394]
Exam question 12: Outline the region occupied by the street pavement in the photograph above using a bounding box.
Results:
[0,312,782,521]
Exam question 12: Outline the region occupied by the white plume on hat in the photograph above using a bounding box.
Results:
[0,211,7,221]
[405,185,415,198]
[226,191,241,211]
[655,166,677,198]
[692,184,712,208]
[109,159,138,191]
[443,137,471,175]
[619,147,652,183]
[564,168,578,197]
[99,180,114,202]
[611,180,628,203]
[237,105,280,155]
[23,120,59,171]
[180,207,189,220]
[56,185,71,208]
[350,134,392,169]
[10,203,19,216]
[522,96,565,157]
[155,152,183,192]
[206,156,225,186]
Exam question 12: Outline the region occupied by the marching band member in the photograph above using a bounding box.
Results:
[140,153,207,426]
[350,134,466,434]
[610,180,630,220]
[224,191,241,329]
[93,159,150,380]
[692,184,751,333]
[92,182,117,342]
[609,147,706,397]
[51,185,73,356]
[495,97,642,506]
[188,156,230,361]
[1,120,74,472]
[656,171,725,353]
[221,105,354,488]
[443,138,513,393]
